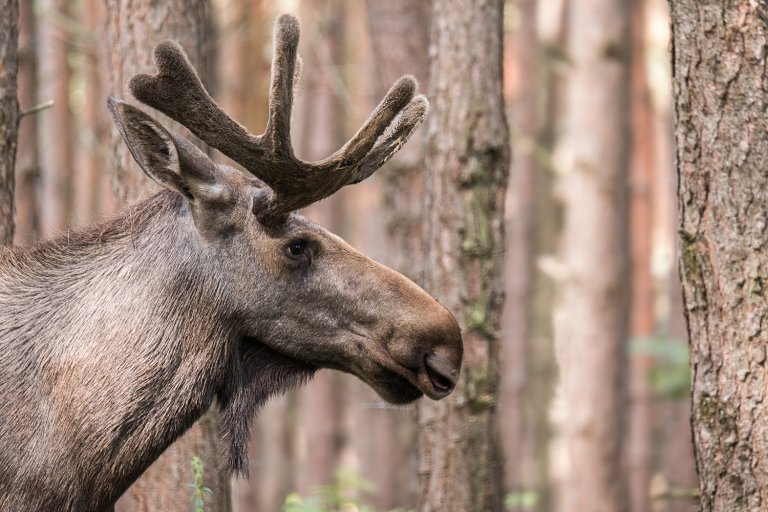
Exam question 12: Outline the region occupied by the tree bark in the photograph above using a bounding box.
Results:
[500,0,541,506]
[501,2,567,508]
[670,1,768,510]
[105,2,229,511]
[13,0,39,245]
[555,0,631,511]
[0,0,19,246]
[417,0,509,510]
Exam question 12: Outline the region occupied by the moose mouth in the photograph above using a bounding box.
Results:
[424,356,454,395]
[370,372,424,404]
[362,352,457,404]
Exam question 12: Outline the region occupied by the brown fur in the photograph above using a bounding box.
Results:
[0,14,462,512]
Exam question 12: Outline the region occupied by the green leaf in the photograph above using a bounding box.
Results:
[629,336,689,364]
[505,490,538,509]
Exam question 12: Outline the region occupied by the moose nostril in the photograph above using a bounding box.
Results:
[424,354,455,394]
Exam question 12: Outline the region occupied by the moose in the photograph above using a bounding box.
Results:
[0,14,462,512]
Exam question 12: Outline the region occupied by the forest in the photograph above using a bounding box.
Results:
[0,0,763,511]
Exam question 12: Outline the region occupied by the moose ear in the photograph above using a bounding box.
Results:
[107,97,217,200]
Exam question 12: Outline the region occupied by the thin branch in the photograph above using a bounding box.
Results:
[20,100,54,119]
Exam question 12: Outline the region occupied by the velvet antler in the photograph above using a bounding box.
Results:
[129,14,428,224]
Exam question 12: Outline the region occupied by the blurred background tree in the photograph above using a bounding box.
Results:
[2,0,698,511]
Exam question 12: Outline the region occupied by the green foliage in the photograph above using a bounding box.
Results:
[281,467,411,512]
[504,490,538,510]
[629,336,690,399]
[188,455,212,512]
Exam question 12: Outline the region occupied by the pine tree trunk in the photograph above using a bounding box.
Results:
[0,0,19,246]
[506,2,567,508]
[499,0,558,506]
[670,1,768,510]
[627,1,656,510]
[555,0,631,510]
[106,0,214,204]
[14,0,39,245]
[36,0,74,236]
[73,0,108,227]
[417,0,509,510]
[105,2,229,511]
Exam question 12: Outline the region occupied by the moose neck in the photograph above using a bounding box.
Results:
[0,191,274,510]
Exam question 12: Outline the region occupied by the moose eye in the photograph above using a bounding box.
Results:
[288,241,305,256]
[285,239,311,264]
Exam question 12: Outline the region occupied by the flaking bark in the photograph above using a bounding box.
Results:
[670,1,768,510]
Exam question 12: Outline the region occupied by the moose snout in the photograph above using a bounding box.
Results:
[415,307,463,400]
[424,352,458,396]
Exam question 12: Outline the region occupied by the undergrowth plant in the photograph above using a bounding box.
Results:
[188,455,212,512]
[282,467,413,512]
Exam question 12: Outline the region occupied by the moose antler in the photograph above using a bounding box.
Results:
[129,14,429,224]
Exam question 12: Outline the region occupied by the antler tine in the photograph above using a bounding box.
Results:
[129,41,267,171]
[350,94,429,183]
[264,14,300,157]
[128,14,429,225]
[316,75,417,171]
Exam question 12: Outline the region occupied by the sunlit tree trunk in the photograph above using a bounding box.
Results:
[627,0,656,510]
[14,0,39,245]
[0,0,19,246]
[503,2,581,511]
[500,0,538,505]
[503,1,567,508]
[105,2,229,511]
[417,0,509,510]
[555,0,631,511]
[670,1,768,510]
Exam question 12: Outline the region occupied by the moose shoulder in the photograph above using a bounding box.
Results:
[0,14,462,512]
